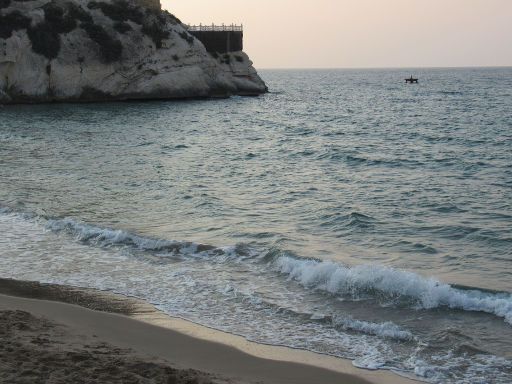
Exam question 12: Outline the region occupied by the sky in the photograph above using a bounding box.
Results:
[164,0,512,69]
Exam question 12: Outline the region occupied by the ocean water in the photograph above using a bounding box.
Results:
[1,67,511,383]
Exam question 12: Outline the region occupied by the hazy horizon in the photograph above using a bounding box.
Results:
[166,0,512,69]
[250,65,512,70]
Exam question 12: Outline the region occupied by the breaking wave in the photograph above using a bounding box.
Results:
[5,210,512,326]
[273,256,512,325]
[46,217,220,255]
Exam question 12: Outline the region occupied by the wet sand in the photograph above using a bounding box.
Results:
[0,279,416,384]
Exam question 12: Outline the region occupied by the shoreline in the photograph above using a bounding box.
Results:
[0,278,416,384]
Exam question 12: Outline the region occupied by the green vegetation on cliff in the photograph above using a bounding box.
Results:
[0,11,31,39]
[1,0,180,61]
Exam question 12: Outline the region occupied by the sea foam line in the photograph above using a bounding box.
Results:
[332,316,414,341]
[13,212,512,326]
[46,217,217,255]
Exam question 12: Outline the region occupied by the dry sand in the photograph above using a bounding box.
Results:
[0,279,416,384]
[0,309,220,384]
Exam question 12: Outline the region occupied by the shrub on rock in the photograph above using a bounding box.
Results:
[26,3,85,60]
[27,23,61,60]
[67,3,93,24]
[178,31,193,46]
[114,21,132,33]
[42,3,78,34]
[81,21,122,63]
[141,22,169,49]
[87,0,144,25]
[0,0,11,9]
[0,11,31,39]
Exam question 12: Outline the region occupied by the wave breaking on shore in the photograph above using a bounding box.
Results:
[0,209,500,326]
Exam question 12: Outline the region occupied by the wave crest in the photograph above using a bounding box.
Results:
[274,256,512,324]
[46,218,219,255]
[5,210,511,326]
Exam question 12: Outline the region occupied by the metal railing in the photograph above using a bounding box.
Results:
[186,24,243,32]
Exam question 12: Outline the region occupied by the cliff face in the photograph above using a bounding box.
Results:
[0,0,267,103]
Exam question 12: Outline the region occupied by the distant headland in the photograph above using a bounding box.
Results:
[0,0,267,104]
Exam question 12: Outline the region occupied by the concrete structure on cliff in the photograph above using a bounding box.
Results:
[187,25,243,54]
[133,0,243,55]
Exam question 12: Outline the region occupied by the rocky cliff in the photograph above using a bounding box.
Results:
[0,0,267,103]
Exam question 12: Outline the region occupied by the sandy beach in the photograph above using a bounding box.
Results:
[0,279,416,384]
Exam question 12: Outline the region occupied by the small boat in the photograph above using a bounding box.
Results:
[405,76,418,84]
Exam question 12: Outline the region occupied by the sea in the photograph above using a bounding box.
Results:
[1,68,511,383]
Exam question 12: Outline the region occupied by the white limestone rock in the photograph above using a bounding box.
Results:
[0,0,267,103]
[212,51,268,96]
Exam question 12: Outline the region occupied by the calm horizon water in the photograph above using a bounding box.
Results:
[1,67,511,383]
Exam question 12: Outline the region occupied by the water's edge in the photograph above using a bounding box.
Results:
[0,277,419,384]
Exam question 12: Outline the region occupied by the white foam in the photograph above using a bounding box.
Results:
[274,256,512,325]
[333,315,414,341]
[45,217,512,325]
[46,218,210,255]
[9,213,512,326]
[2,210,512,383]
[413,352,512,383]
